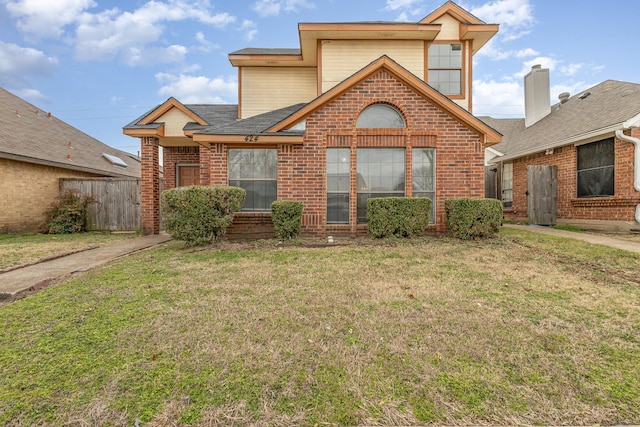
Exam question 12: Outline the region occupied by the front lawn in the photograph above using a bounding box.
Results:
[1,229,639,425]
[0,232,138,271]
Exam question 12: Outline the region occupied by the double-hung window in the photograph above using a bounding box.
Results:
[412,148,436,221]
[577,138,614,197]
[428,43,462,96]
[501,162,513,208]
[228,148,277,211]
[327,148,350,223]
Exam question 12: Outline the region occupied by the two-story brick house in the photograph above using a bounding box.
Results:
[124,1,501,238]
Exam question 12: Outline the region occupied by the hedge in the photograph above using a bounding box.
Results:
[367,197,432,238]
[161,185,245,246]
[271,200,303,240]
[444,198,502,240]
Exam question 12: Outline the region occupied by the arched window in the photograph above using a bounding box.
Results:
[356,103,405,128]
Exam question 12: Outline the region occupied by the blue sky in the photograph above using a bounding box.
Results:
[1,0,638,155]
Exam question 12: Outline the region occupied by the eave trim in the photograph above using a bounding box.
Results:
[138,98,208,126]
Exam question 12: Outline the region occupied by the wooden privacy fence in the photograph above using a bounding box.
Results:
[60,178,141,232]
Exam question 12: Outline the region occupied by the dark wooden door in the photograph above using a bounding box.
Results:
[178,165,200,187]
[527,165,557,225]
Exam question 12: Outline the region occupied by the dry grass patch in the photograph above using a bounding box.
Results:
[1,230,639,426]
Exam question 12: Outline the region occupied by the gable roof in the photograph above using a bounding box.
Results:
[269,55,502,146]
[484,80,640,162]
[1,87,140,178]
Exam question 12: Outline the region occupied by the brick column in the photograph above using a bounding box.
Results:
[141,136,160,235]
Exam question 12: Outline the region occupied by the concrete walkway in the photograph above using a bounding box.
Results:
[0,233,172,302]
[503,224,640,254]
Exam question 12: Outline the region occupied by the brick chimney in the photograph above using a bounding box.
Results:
[524,64,550,127]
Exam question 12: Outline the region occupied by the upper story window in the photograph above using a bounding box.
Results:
[356,103,405,128]
[428,43,462,96]
[577,138,614,198]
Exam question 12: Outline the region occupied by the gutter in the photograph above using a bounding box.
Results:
[615,129,640,223]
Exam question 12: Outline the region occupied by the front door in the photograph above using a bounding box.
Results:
[178,165,200,187]
[527,165,557,225]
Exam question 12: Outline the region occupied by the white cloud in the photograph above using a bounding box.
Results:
[195,31,220,52]
[385,0,420,11]
[515,48,538,58]
[384,0,425,20]
[4,0,96,38]
[240,20,258,42]
[0,41,59,86]
[519,56,557,76]
[5,0,236,64]
[120,45,188,67]
[155,72,237,103]
[252,0,281,16]
[470,0,534,29]
[469,0,535,60]
[473,78,523,117]
[560,63,583,77]
[252,0,314,17]
[13,87,50,104]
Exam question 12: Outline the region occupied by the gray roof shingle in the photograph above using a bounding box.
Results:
[483,80,640,161]
[1,87,140,178]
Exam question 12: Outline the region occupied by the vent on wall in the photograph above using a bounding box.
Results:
[103,153,128,168]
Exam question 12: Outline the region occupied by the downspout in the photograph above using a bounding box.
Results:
[615,129,640,223]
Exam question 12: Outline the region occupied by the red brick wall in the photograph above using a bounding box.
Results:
[192,70,486,237]
[141,136,160,235]
[506,130,639,223]
[291,69,485,234]
[163,146,200,190]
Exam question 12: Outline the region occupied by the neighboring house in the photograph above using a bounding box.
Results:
[124,1,502,237]
[0,87,141,233]
[485,66,640,232]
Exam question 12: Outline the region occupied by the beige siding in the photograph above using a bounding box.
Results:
[321,40,424,92]
[241,67,317,118]
[160,108,196,136]
[432,14,460,40]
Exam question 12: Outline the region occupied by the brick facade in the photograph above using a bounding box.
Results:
[190,70,486,238]
[504,128,640,226]
[0,158,97,233]
[141,136,160,235]
[162,146,200,190]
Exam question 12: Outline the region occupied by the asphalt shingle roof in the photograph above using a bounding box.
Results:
[195,103,307,135]
[483,80,640,161]
[1,87,140,178]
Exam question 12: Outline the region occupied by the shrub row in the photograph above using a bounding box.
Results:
[445,198,503,239]
[160,187,501,245]
[367,197,432,238]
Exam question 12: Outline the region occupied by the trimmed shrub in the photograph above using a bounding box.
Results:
[367,197,432,238]
[271,200,303,240]
[44,190,94,234]
[161,185,245,246]
[445,198,502,240]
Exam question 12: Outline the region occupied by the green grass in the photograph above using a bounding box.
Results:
[1,230,639,425]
